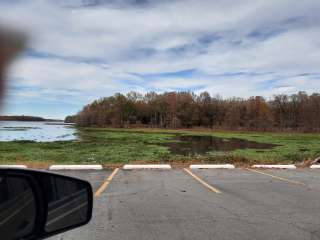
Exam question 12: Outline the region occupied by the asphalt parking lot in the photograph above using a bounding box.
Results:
[49,168,320,240]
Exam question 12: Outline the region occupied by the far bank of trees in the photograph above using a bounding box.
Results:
[0,115,46,121]
[66,91,320,132]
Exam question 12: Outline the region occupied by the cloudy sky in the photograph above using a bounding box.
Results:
[1,0,320,119]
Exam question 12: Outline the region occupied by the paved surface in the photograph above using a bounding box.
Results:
[49,169,320,240]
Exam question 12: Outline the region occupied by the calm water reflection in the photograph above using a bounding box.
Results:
[0,121,78,142]
[166,135,277,155]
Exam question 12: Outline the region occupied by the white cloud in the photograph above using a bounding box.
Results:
[0,0,320,117]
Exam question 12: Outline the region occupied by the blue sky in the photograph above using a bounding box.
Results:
[1,0,320,119]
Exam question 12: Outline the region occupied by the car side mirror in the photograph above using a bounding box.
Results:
[0,168,93,240]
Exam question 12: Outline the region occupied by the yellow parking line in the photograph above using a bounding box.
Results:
[184,168,221,194]
[95,168,119,197]
[246,168,306,186]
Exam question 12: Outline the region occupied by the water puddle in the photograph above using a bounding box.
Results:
[165,135,278,155]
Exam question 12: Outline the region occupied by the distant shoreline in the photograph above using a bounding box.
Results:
[0,115,63,122]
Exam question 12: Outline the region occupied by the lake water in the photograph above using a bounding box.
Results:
[0,123,277,155]
[0,121,78,142]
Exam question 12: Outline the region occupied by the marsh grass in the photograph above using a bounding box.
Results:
[0,127,319,165]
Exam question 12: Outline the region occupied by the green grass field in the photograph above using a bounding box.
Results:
[0,128,319,166]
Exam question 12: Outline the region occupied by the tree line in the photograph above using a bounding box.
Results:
[65,91,320,132]
[0,115,46,121]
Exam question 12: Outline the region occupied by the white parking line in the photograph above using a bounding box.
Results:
[310,165,320,169]
[49,165,103,170]
[123,164,171,170]
[190,164,235,169]
[252,164,296,169]
[0,165,28,169]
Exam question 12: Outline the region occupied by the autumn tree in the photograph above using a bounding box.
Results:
[72,91,320,132]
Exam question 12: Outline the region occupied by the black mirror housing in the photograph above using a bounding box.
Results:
[0,168,93,240]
